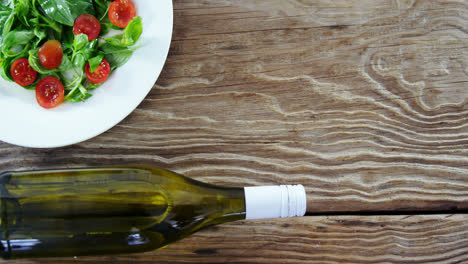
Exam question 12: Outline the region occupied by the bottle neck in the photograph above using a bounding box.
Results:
[210,184,307,224]
[244,185,307,220]
[202,187,246,226]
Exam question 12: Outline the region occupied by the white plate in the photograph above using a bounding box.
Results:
[0,0,173,148]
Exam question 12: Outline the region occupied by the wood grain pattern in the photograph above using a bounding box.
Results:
[7,215,468,264]
[1,0,468,263]
[2,0,468,212]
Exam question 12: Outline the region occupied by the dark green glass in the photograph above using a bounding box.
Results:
[0,166,246,259]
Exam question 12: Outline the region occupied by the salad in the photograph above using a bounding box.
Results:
[0,0,143,109]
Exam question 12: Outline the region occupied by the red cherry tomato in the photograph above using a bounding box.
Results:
[36,76,64,109]
[10,58,37,87]
[85,59,111,84]
[38,40,63,70]
[73,14,101,41]
[109,0,137,28]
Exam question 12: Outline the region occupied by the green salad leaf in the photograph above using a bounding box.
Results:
[38,0,95,26]
[0,0,143,105]
[2,30,35,57]
[99,16,143,69]
[93,0,110,21]
[73,38,98,69]
[88,53,104,72]
[104,16,143,47]
[100,43,134,69]
[1,0,13,8]
[73,33,89,51]
[0,57,15,81]
[28,48,73,74]
[14,0,31,26]
[123,16,143,46]
[33,26,46,46]
[2,9,16,37]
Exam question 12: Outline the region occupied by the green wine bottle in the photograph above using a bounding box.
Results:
[0,166,306,259]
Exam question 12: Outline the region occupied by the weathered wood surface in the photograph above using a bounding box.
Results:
[1,0,468,262]
[10,215,468,264]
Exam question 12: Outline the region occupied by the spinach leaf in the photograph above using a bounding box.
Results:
[38,0,94,26]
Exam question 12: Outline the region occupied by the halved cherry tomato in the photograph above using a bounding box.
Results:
[10,58,37,87]
[85,59,111,84]
[109,0,137,28]
[36,76,64,109]
[73,14,101,41]
[38,40,63,70]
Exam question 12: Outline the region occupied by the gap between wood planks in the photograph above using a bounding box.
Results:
[305,209,468,216]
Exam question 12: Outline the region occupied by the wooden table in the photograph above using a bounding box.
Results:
[2,0,468,263]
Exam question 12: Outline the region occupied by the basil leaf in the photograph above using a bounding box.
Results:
[61,29,76,52]
[38,0,94,26]
[123,16,142,46]
[99,43,134,69]
[72,38,97,69]
[73,33,89,51]
[28,49,73,74]
[104,17,143,47]
[58,55,73,72]
[0,57,14,82]
[3,30,35,46]
[1,0,13,8]
[73,39,97,68]
[65,84,92,102]
[0,48,31,82]
[104,33,124,47]
[33,27,46,46]
[14,0,30,26]
[87,81,102,90]
[93,0,110,21]
[29,1,62,34]
[73,53,86,69]
[88,53,104,72]
[0,10,10,45]
[2,30,35,57]
[3,10,16,37]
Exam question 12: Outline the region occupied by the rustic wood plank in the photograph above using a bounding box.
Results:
[6,215,468,264]
[1,1,468,263]
[1,0,468,213]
